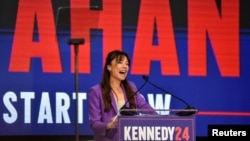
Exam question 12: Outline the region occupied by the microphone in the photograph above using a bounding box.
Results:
[142,75,198,116]
[119,76,149,116]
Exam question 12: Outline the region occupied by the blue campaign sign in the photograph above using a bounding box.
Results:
[118,115,195,141]
[0,0,250,137]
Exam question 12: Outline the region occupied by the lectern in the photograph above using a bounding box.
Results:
[118,109,197,141]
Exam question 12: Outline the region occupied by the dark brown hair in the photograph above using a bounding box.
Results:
[100,50,136,112]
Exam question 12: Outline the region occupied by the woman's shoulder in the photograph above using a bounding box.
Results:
[88,84,102,98]
[127,81,137,89]
[89,83,101,91]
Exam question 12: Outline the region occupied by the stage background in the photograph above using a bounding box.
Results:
[0,0,250,139]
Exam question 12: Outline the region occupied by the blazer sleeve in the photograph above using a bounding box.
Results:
[88,85,109,136]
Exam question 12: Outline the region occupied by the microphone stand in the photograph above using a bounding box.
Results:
[142,76,198,116]
[68,38,85,141]
[119,78,149,116]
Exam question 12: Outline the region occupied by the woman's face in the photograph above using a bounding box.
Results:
[108,56,129,81]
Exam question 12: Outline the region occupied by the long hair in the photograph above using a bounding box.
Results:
[100,50,136,112]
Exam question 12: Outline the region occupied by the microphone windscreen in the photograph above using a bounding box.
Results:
[142,75,149,81]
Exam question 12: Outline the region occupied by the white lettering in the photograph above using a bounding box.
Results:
[138,126,146,140]
[212,129,219,136]
[124,126,131,140]
[72,92,87,123]
[147,93,171,115]
[1,91,87,124]
[3,91,18,124]
[168,126,175,140]
[38,92,53,123]
[212,128,247,137]
[56,92,70,123]
[162,127,168,140]
[132,126,138,140]
[124,126,175,140]
[147,126,154,140]
[20,92,35,123]
[155,126,161,140]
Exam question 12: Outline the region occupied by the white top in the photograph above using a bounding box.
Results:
[116,100,125,111]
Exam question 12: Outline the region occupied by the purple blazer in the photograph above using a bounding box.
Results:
[88,81,157,141]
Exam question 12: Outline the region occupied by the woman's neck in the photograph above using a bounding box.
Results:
[110,78,121,89]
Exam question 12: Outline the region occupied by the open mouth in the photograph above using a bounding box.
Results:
[119,70,127,76]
